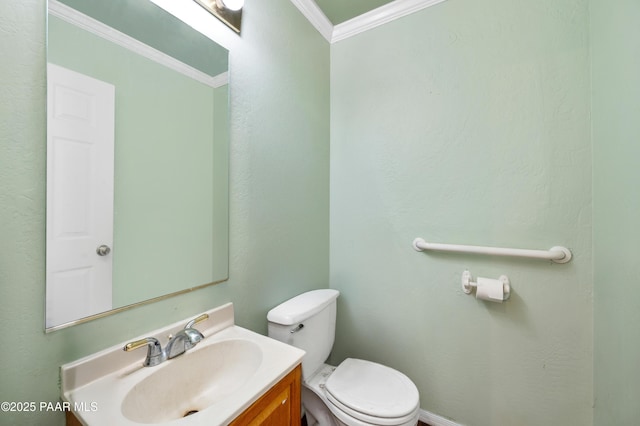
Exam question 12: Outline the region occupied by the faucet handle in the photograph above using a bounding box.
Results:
[185,313,209,329]
[123,337,166,367]
[124,338,152,352]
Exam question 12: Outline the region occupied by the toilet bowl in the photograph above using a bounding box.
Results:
[304,361,420,426]
[267,289,420,426]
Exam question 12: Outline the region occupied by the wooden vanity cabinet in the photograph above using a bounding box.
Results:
[66,364,302,426]
[230,364,301,426]
[66,411,82,426]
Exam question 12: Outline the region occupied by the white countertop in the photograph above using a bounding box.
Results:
[61,303,305,425]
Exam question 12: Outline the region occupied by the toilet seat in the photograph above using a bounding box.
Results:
[323,358,420,425]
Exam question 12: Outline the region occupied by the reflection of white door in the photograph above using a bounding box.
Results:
[46,63,115,328]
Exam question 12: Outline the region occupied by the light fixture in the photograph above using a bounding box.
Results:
[218,0,244,12]
[193,0,243,33]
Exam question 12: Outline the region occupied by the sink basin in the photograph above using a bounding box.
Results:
[61,303,305,425]
[121,339,263,423]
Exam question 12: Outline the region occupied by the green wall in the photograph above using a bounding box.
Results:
[592,0,640,424]
[0,0,329,424]
[330,0,592,424]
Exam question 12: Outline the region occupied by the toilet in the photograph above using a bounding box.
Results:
[267,289,420,426]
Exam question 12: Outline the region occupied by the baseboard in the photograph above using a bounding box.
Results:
[420,408,463,426]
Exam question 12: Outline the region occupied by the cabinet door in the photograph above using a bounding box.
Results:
[245,387,291,426]
[230,364,301,426]
[65,411,83,426]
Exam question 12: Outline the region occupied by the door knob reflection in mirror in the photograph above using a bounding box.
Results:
[96,245,111,256]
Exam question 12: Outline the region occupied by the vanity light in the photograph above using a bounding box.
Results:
[218,0,244,11]
[193,0,243,33]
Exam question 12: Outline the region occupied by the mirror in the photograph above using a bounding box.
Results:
[45,0,229,331]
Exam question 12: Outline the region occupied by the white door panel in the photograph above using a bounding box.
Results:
[46,63,115,328]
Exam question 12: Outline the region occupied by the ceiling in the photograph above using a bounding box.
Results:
[293,0,446,43]
[313,0,396,25]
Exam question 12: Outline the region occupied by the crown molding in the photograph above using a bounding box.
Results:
[332,0,448,42]
[290,0,448,44]
[289,0,334,42]
[48,0,228,88]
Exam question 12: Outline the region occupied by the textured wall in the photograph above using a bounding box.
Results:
[0,0,329,424]
[591,0,640,424]
[329,0,592,424]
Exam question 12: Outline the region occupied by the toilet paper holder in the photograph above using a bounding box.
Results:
[461,270,511,301]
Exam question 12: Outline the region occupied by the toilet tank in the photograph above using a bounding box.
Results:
[267,289,339,381]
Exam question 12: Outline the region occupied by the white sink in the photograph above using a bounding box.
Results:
[61,303,305,425]
[121,339,263,423]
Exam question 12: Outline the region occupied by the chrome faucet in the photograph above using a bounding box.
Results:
[123,337,167,367]
[123,313,209,366]
[165,327,204,359]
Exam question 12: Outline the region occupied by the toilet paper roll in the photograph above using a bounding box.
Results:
[475,277,506,302]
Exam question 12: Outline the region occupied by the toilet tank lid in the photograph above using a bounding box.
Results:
[267,289,339,325]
